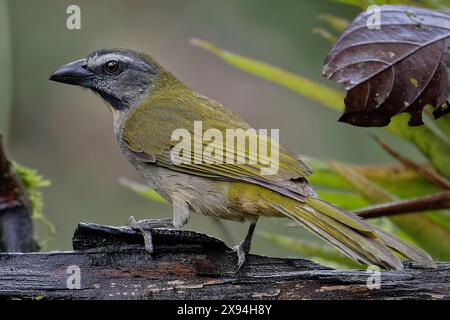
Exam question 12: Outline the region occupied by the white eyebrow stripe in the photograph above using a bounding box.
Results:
[89,53,134,66]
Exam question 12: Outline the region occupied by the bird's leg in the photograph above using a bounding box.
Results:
[128,216,174,254]
[128,199,190,254]
[233,220,258,274]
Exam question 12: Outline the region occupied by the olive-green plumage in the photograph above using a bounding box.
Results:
[50,49,436,271]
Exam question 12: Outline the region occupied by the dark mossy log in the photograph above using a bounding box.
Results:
[0,223,449,300]
[0,135,37,252]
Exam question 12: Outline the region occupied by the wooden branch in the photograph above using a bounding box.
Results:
[0,223,448,300]
[357,191,450,219]
[0,135,37,252]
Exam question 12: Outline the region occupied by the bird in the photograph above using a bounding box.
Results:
[50,48,436,272]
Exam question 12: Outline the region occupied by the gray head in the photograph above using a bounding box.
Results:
[50,49,161,110]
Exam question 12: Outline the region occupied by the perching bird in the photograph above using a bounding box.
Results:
[50,48,436,272]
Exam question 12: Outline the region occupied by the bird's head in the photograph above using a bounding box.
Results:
[50,49,162,111]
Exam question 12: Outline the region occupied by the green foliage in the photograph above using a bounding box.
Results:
[312,28,337,44]
[388,116,450,179]
[190,38,345,112]
[318,14,349,32]
[193,0,450,265]
[193,38,450,183]
[13,162,54,248]
[328,161,450,259]
[435,114,450,141]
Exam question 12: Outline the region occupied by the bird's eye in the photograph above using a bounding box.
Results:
[104,60,120,75]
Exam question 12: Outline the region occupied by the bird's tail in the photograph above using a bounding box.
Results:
[271,197,436,270]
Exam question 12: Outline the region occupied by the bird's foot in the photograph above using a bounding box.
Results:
[128,216,174,254]
[233,239,252,275]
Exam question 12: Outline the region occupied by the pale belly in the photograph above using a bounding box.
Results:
[129,157,262,223]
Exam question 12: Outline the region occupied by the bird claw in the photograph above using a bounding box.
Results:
[233,240,251,275]
[141,230,155,254]
[128,216,173,255]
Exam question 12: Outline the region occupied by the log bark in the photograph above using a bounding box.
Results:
[0,223,448,300]
[0,135,37,252]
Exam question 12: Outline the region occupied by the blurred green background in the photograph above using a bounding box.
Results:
[0,0,424,254]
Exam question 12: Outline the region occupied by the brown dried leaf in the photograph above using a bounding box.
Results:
[323,5,450,127]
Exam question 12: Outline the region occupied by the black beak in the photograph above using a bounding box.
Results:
[50,59,93,87]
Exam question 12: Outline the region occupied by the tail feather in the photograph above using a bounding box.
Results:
[272,197,436,270]
[300,204,402,269]
[376,229,436,268]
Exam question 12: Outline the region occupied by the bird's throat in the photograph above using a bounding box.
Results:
[91,88,128,111]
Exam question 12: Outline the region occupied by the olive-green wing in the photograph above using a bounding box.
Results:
[122,92,313,199]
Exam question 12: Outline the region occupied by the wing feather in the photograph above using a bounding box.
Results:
[123,80,312,199]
